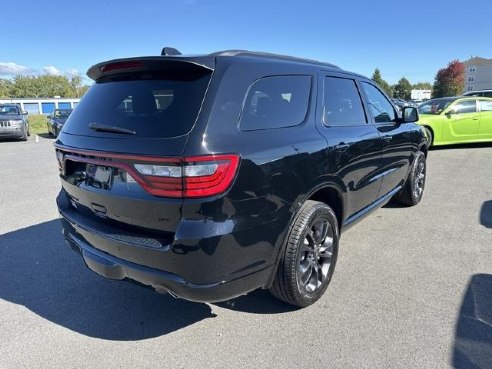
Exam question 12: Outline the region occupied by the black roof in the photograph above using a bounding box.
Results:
[209,50,340,69]
[88,49,345,80]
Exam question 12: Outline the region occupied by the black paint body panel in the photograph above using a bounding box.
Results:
[55,52,427,302]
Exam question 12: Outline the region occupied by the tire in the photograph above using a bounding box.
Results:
[424,127,433,147]
[270,200,339,307]
[47,124,53,136]
[396,151,426,206]
[27,124,30,137]
[20,125,28,141]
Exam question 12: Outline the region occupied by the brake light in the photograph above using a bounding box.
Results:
[100,61,143,73]
[133,154,240,198]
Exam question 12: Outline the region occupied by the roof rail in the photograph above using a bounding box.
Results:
[209,50,340,69]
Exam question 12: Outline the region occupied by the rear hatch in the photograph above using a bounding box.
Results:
[56,57,214,256]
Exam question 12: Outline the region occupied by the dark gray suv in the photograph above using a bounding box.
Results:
[0,104,30,141]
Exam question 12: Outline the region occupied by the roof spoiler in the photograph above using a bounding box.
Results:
[87,56,214,81]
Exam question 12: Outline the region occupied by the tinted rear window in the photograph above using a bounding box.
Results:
[63,73,211,138]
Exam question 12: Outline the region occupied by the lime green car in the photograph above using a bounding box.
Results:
[417,97,492,146]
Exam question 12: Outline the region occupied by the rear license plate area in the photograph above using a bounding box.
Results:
[86,164,114,190]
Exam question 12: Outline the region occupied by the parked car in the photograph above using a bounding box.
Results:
[55,48,427,307]
[417,96,492,146]
[391,98,409,111]
[47,108,73,137]
[0,104,30,141]
[462,89,492,98]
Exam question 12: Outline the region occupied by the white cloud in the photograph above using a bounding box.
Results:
[42,65,62,76]
[0,62,82,78]
[67,68,80,76]
[0,62,31,75]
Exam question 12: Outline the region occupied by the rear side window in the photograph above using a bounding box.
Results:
[63,73,211,138]
[361,82,396,123]
[239,75,311,131]
[479,100,492,111]
[323,77,366,126]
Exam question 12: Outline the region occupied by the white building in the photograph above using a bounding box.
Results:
[411,89,431,101]
[0,97,80,115]
[463,57,492,92]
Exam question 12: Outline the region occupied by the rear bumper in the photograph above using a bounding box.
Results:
[64,227,275,303]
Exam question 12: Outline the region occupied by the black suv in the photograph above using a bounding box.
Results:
[55,49,427,307]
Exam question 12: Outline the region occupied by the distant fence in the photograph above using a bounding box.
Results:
[0,98,81,115]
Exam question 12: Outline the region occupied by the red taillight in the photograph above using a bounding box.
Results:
[132,154,240,198]
[56,147,240,198]
[183,155,240,198]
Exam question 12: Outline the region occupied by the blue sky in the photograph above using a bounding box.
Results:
[2,0,491,85]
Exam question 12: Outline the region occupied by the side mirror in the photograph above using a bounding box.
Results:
[445,109,456,117]
[402,107,418,123]
[22,111,28,115]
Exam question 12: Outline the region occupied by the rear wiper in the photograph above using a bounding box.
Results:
[89,123,136,135]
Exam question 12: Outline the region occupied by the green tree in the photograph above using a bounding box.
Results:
[9,75,75,98]
[69,75,87,97]
[393,77,412,100]
[432,60,465,98]
[371,68,393,96]
[0,79,12,97]
[412,82,432,90]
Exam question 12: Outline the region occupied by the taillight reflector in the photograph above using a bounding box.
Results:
[134,154,240,198]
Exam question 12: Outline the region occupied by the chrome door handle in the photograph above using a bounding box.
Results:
[334,143,349,152]
[382,135,392,142]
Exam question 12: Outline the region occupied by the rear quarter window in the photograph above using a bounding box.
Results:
[239,75,311,131]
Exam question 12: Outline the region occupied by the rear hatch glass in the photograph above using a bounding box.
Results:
[63,71,212,138]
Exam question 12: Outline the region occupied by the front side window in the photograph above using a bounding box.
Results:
[323,77,366,126]
[418,98,457,115]
[240,75,311,130]
[361,82,396,123]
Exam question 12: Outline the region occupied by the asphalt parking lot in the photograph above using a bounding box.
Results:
[0,136,491,369]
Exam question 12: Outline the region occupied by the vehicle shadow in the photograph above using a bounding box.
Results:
[36,133,54,139]
[479,201,492,229]
[0,220,216,341]
[215,289,299,314]
[453,274,492,369]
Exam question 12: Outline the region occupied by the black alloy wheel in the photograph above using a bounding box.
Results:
[396,150,426,206]
[270,200,339,307]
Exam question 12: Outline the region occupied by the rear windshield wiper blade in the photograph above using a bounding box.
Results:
[89,123,136,135]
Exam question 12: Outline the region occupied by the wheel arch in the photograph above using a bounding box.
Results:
[307,185,345,231]
[423,125,434,146]
[265,182,346,289]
